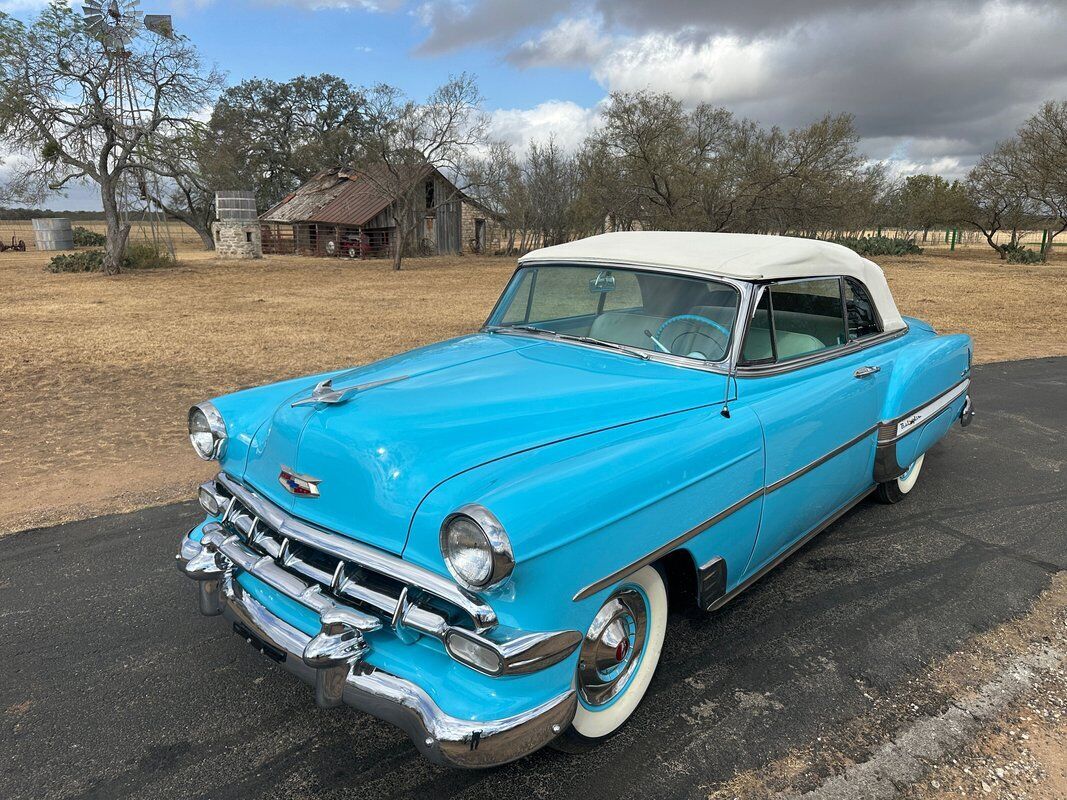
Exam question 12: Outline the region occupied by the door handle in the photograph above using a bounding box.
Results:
[854,365,881,378]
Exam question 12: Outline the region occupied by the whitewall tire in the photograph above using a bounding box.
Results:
[553,565,668,752]
[876,453,925,504]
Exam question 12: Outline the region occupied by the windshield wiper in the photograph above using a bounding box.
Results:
[485,324,558,337]
[555,333,651,361]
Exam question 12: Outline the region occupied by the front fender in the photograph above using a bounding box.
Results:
[403,404,765,634]
[208,369,343,475]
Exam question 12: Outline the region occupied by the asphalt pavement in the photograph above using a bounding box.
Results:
[2,357,1064,800]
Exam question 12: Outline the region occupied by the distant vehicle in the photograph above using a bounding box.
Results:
[177,232,974,767]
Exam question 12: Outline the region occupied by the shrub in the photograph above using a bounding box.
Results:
[45,243,174,273]
[828,235,923,256]
[123,242,174,269]
[72,226,106,247]
[45,250,104,273]
[1002,243,1043,264]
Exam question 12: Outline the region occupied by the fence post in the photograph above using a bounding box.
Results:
[1040,229,1048,253]
[876,226,882,237]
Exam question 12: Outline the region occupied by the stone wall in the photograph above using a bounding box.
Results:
[212,220,263,259]
[459,201,502,254]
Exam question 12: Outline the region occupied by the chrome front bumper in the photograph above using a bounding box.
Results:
[178,533,577,767]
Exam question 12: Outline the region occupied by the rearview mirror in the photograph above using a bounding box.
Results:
[589,271,616,293]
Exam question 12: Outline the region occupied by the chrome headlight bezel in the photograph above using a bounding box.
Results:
[188,401,227,461]
[439,504,514,592]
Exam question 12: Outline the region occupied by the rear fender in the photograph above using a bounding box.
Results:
[875,325,972,481]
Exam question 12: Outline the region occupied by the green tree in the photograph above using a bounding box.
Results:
[206,74,369,210]
[895,174,964,242]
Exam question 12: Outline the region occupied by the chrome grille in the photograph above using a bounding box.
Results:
[207,475,492,640]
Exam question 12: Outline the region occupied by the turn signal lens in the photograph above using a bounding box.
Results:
[445,631,503,675]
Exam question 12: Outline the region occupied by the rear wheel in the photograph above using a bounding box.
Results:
[552,565,668,753]
[876,453,925,504]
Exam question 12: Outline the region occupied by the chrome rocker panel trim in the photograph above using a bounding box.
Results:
[216,572,577,768]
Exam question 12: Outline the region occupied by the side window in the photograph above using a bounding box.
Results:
[769,278,847,359]
[742,278,849,363]
[844,278,882,340]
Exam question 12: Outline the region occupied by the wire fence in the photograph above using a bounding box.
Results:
[848,227,1062,250]
[0,219,203,252]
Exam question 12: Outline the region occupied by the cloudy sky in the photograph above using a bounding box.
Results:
[3,0,1066,209]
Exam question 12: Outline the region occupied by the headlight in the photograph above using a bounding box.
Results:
[439,504,514,591]
[188,402,227,461]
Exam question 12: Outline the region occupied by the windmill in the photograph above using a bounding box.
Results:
[81,1,178,258]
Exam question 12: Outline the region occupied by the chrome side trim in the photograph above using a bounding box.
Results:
[878,378,970,444]
[873,380,970,482]
[220,578,577,768]
[705,486,874,612]
[573,486,765,602]
[766,424,879,493]
[573,424,879,602]
[216,473,497,630]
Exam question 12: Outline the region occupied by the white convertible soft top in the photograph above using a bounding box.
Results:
[519,231,905,332]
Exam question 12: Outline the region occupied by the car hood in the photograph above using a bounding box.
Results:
[240,333,724,554]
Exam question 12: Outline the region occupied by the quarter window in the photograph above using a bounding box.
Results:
[844,278,882,340]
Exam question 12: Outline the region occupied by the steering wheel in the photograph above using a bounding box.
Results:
[653,314,731,357]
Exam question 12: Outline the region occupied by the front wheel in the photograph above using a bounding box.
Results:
[552,565,668,753]
[876,453,925,504]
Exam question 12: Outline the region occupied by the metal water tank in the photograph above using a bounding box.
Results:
[32,218,75,251]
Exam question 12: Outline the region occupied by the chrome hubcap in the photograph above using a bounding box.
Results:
[578,588,647,707]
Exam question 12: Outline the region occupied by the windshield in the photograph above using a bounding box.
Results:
[486,265,740,363]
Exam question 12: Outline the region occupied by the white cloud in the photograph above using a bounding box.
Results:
[592,32,772,105]
[488,99,602,153]
[508,17,611,69]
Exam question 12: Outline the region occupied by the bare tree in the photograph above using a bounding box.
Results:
[353,74,488,270]
[524,139,576,247]
[0,2,222,273]
[962,148,1033,258]
[1007,100,1067,260]
[137,125,217,250]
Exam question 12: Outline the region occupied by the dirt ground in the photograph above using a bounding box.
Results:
[708,575,1067,800]
[1,245,1065,536]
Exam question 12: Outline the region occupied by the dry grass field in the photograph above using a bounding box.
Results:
[1,245,1065,535]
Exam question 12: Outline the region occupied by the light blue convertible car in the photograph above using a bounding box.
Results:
[177,232,974,767]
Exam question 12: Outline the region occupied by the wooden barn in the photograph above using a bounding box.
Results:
[260,166,499,258]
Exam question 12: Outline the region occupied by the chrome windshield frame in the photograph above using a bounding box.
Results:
[482,261,756,376]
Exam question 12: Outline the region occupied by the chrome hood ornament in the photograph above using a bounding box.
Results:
[291,375,409,408]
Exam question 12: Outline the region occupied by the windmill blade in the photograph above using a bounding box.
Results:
[144,15,174,38]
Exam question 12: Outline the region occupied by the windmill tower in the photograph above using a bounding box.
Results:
[81,1,177,258]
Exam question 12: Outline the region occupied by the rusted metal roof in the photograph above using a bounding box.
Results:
[261,166,418,227]
[260,169,350,224]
